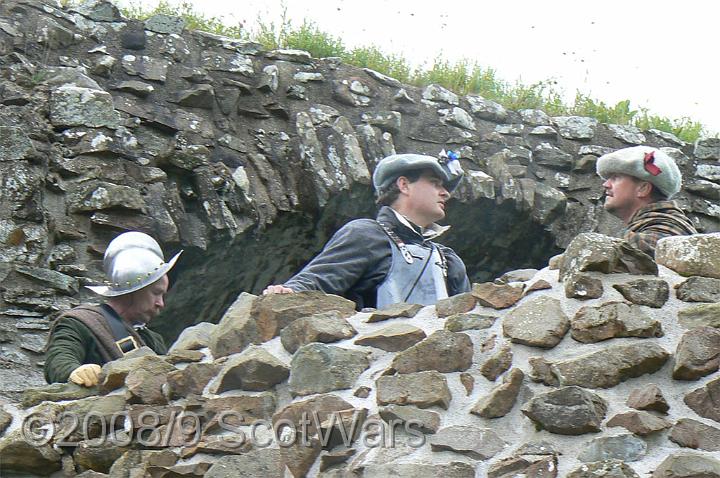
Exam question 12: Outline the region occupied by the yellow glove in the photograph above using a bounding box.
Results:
[68,364,102,387]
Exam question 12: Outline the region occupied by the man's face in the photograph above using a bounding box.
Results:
[125,275,169,324]
[403,170,450,225]
[602,173,646,220]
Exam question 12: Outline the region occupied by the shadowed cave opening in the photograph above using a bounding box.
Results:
[154,187,562,341]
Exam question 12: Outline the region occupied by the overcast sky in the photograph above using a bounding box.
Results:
[117,0,719,135]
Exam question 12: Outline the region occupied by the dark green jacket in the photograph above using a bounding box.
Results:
[44,311,167,384]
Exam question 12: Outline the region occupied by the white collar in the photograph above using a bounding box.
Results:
[390,208,450,240]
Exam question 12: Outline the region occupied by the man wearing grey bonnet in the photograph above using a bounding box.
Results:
[44,231,181,387]
[264,151,471,309]
[597,145,696,257]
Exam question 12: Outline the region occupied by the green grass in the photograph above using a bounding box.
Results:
[109,1,711,142]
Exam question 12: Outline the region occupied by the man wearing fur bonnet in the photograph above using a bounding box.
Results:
[597,145,696,257]
[44,232,181,387]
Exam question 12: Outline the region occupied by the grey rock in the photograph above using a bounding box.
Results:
[294,71,324,82]
[627,383,670,413]
[571,301,663,343]
[253,291,355,341]
[169,321,216,352]
[363,68,402,87]
[257,64,279,93]
[50,86,118,128]
[0,126,36,161]
[607,124,646,144]
[694,137,720,160]
[684,376,720,423]
[500,268,539,283]
[652,453,720,478]
[560,233,658,281]
[675,277,720,302]
[678,302,720,329]
[656,233,720,279]
[480,344,513,381]
[440,107,476,131]
[214,346,289,392]
[362,462,476,478]
[422,84,459,105]
[568,460,640,478]
[125,357,177,404]
[578,434,646,462]
[145,14,185,34]
[696,164,720,182]
[376,371,452,409]
[496,124,524,135]
[471,368,524,418]
[685,179,720,200]
[445,313,496,332]
[361,111,402,132]
[205,393,277,426]
[99,349,164,393]
[14,265,78,295]
[289,344,369,396]
[379,405,440,434]
[613,278,669,308]
[503,295,570,348]
[488,455,558,478]
[208,293,261,359]
[534,142,574,170]
[267,49,313,63]
[435,292,477,317]
[540,342,669,389]
[670,418,720,451]
[673,326,720,380]
[175,84,215,109]
[121,54,171,82]
[521,386,608,435]
[565,272,604,300]
[355,323,426,352]
[579,145,615,156]
[514,440,561,456]
[391,330,473,373]
[529,125,558,137]
[206,449,283,478]
[0,430,62,476]
[466,95,508,122]
[166,362,218,399]
[20,382,97,408]
[112,80,154,97]
[606,410,672,436]
[533,182,567,223]
[429,426,505,460]
[520,109,552,126]
[553,116,598,139]
[70,0,122,21]
[281,311,357,354]
[67,181,146,213]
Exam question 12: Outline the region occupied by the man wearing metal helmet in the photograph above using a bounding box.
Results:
[597,145,696,257]
[44,232,182,387]
[263,151,470,309]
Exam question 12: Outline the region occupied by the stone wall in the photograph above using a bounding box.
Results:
[2,0,720,403]
[3,233,720,477]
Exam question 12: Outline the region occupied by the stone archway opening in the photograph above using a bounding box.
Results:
[154,190,562,342]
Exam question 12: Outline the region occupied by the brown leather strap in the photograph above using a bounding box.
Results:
[51,305,146,362]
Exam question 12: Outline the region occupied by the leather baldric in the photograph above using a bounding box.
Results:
[50,305,145,362]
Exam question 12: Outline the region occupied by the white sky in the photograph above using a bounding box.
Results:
[117,0,720,135]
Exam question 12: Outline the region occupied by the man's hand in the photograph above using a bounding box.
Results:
[263,285,295,295]
[69,364,102,387]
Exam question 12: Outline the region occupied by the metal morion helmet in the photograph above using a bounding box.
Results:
[86,231,182,297]
[372,150,464,195]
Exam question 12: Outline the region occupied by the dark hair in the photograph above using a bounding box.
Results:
[649,184,667,202]
[375,169,425,206]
